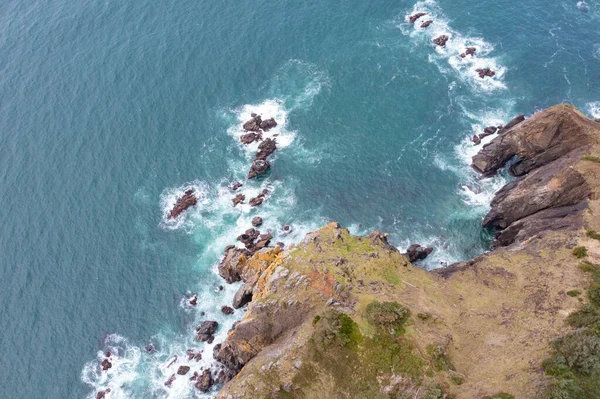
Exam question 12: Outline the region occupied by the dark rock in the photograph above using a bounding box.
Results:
[229,181,243,191]
[498,114,525,134]
[472,135,481,145]
[218,246,251,283]
[283,225,291,232]
[145,344,154,352]
[460,47,476,58]
[277,242,285,249]
[409,12,427,23]
[105,351,111,357]
[259,118,278,131]
[403,244,434,262]
[232,283,254,309]
[186,349,195,360]
[482,126,498,136]
[196,320,218,342]
[240,132,261,145]
[164,374,176,387]
[177,365,190,375]
[247,159,270,179]
[433,35,449,47]
[421,20,433,28]
[255,138,277,160]
[252,216,263,227]
[249,189,269,207]
[194,353,202,361]
[475,68,495,78]
[255,233,272,249]
[232,194,245,207]
[216,368,237,384]
[188,295,197,306]
[237,228,260,247]
[221,305,234,315]
[96,388,111,399]
[168,189,198,219]
[243,115,262,132]
[195,370,214,392]
[101,359,112,371]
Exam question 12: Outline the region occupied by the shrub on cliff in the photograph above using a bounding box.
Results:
[365,301,410,335]
[551,333,600,376]
[312,309,362,350]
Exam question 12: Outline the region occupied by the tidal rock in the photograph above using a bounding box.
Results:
[232,283,253,309]
[238,228,260,245]
[240,132,261,145]
[177,365,190,375]
[232,193,245,207]
[409,12,427,23]
[259,118,278,131]
[475,68,495,78]
[252,216,263,227]
[248,159,270,179]
[101,359,112,371]
[221,305,234,315]
[255,138,277,160]
[243,115,262,132]
[196,320,219,342]
[188,295,197,306]
[460,47,476,58]
[403,244,433,262]
[482,126,498,136]
[249,189,269,207]
[218,246,251,283]
[472,135,481,145]
[229,181,243,191]
[433,35,449,47]
[255,233,272,249]
[195,369,214,392]
[168,189,197,219]
[498,114,525,134]
[164,374,176,387]
[96,388,111,399]
[421,20,433,28]
[145,344,154,352]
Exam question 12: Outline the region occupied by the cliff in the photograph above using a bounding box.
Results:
[213,105,600,399]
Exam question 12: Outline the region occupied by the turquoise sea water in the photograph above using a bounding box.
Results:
[1,0,599,397]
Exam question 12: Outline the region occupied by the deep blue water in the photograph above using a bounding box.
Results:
[1,0,599,397]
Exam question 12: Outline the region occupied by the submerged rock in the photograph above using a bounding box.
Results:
[409,12,427,23]
[403,244,433,262]
[168,189,197,219]
[248,159,270,179]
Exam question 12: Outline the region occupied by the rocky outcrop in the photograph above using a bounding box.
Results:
[168,189,197,219]
[259,118,277,131]
[420,20,433,28]
[247,159,270,179]
[433,35,449,47]
[242,114,262,132]
[195,369,214,392]
[460,47,476,58]
[409,12,427,24]
[475,68,495,78]
[218,246,251,283]
[254,138,277,160]
[403,243,434,262]
[196,320,219,343]
[472,104,599,246]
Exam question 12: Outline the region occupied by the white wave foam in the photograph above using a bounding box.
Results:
[401,0,506,92]
[586,101,600,119]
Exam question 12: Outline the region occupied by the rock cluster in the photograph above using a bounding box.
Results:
[475,68,495,79]
[409,12,427,24]
[168,189,198,219]
[240,114,278,179]
[472,104,599,246]
[433,35,449,47]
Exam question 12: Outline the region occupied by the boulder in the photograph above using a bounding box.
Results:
[232,283,254,309]
[195,370,214,392]
[240,132,261,144]
[248,159,270,179]
[196,320,219,342]
[222,305,234,315]
[475,68,495,78]
[252,216,263,227]
[460,47,476,58]
[232,193,245,207]
[177,365,190,375]
[168,189,197,219]
[259,118,278,131]
[403,244,433,262]
[255,138,277,160]
[433,35,449,47]
[243,115,262,132]
[218,245,251,283]
[421,20,433,28]
[409,12,427,24]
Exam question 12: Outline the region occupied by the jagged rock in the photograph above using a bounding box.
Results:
[96,388,111,399]
[238,228,260,248]
[221,305,234,315]
[403,244,433,262]
[472,105,595,177]
[101,359,112,371]
[460,47,476,58]
[472,135,481,145]
[482,126,498,137]
[255,233,272,249]
[248,159,270,179]
[196,320,219,342]
[216,368,237,384]
[255,138,277,160]
[168,189,197,219]
[232,283,253,309]
[259,118,278,131]
[195,370,214,392]
[229,181,243,191]
[409,12,427,23]
[249,189,269,207]
[475,68,495,78]
[433,35,449,47]
[218,245,251,283]
[240,132,261,144]
[164,374,176,387]
[243,115,262,132]
[498,114,525,134]
[252,216,263,227]
[177,365,190,375]
[421,20,433,28]
[232,193,245,207]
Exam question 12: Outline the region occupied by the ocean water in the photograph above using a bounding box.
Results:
[1,0,599,397]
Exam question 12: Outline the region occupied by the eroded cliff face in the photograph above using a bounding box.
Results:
[213,105,600,399]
